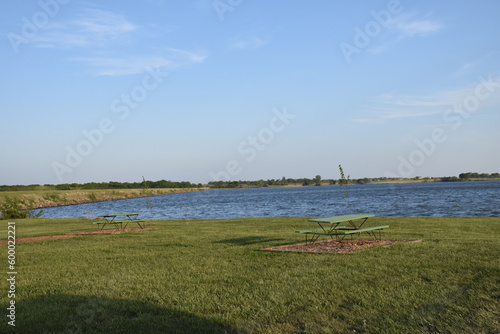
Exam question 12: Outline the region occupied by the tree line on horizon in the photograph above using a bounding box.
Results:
[440,172,500,182]
[0,180,204,192]
[209,172,500,188]
[1,172,498,191]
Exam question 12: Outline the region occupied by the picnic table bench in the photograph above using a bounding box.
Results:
[93,213,146,230]
[295,214,388,243]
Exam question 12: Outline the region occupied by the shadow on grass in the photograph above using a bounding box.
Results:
[216,236,285,246]
[1,294,242,334]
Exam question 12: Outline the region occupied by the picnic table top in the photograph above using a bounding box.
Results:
[98,213,142,218]
[308,214,375,223]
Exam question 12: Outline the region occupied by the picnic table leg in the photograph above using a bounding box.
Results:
[107,217,117,230]
[306,234,320,244]
[344,217,371,240]
[347,217,369,230]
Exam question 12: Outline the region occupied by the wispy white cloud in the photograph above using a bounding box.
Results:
[34,9,139,49]
[75,9,137,34]
[368,12,444,54]
[371,90,461,108]
[73,49,208,76]
[231,37,269,50]
[367,90,465,120]
[395,18,443,37]
[356,78,500,122]
[454,51,500,77]
[32,8,208,76]
[455,61,479,76]
[166,48,208,64]
[72,56,171,76]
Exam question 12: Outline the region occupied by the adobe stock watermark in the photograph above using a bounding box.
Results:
[385,75,500,179]
[7,0,71,54]
[51,65,168,182]
[339,0,404,64]
[212,0,243,21]
[6,222,17,327]
[209,107,296,181]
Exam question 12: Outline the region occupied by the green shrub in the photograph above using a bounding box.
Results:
[0,196,43,219]
[87,192,98,202]
[43,192,62,202]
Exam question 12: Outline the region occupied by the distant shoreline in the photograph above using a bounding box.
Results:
[237,178,500,189]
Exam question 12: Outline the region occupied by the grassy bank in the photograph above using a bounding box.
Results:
[1,217,499,333]
[0,188,207,212]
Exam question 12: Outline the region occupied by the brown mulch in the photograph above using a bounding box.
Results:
[0,228,159,245]
[261,239,422,254]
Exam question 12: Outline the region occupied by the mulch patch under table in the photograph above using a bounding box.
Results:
[261,239,422,254]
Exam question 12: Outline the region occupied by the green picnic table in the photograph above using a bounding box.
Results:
[93,213,146,230]
[295,214,388,243]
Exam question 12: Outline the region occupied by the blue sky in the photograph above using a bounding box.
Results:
[1,0,499,185]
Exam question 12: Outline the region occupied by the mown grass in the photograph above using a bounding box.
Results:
[1,217,499,333]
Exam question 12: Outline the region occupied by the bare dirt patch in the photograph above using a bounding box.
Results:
[261,239,422,254]
[0,227,159,245]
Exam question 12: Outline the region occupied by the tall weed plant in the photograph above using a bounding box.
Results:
[338,164,352,214]
[142,176,155,218]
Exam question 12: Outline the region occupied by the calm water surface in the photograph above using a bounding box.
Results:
[42,181,500,220]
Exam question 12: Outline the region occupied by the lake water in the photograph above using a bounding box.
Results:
[41,181,500,220]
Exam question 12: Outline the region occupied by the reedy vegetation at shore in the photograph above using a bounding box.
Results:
[0,188,206,219]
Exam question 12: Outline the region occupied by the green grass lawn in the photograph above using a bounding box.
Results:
[1,217,499,333]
